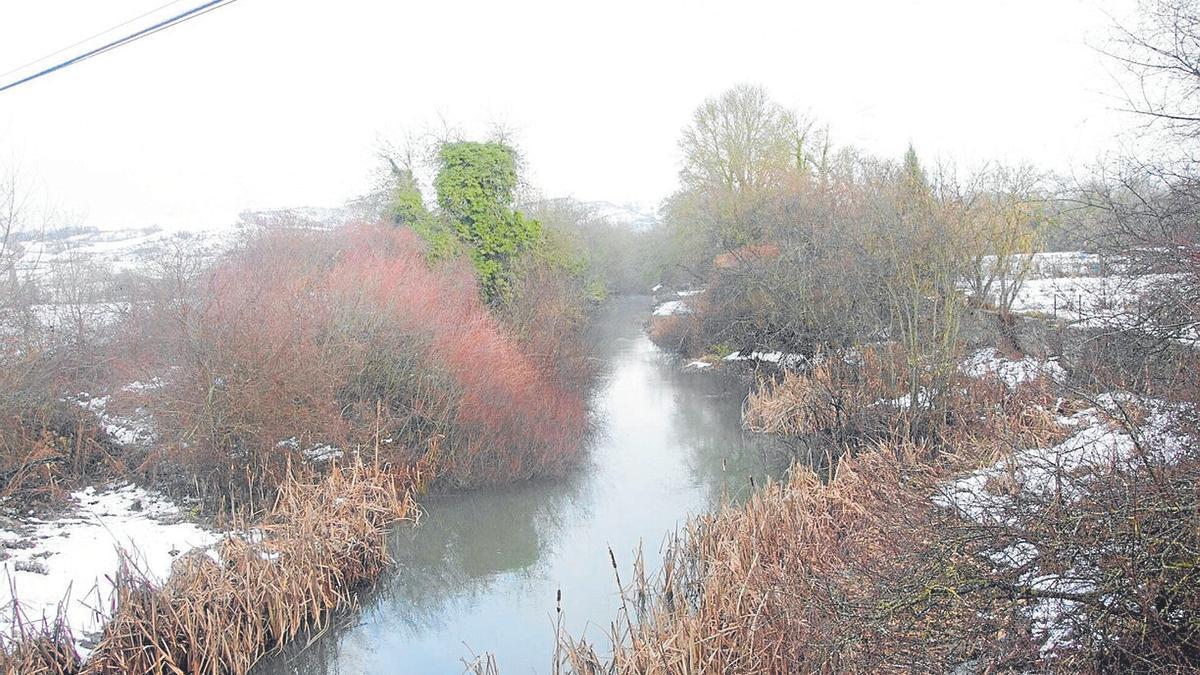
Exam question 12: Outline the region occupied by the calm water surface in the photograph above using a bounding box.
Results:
[256,296,787,674]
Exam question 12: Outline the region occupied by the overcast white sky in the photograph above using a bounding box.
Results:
[0,0,1141,231]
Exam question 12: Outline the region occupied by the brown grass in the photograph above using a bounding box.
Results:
[561,380,1199,672]
[558,445,961,673]
[557,385,1078,673]
[0,461,417,675]
[743,344,1063,454]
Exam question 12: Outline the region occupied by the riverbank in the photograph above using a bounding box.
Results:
[252,295,789,674]
[1,463,417,674]
[557,361,1198,672]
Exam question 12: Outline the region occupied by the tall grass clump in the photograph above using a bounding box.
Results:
[743,344,1060,456]
[1,462,416,675]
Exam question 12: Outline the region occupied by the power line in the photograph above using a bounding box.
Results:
[0,0,192,82]
[0,0,241,95]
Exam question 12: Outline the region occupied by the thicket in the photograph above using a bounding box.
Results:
[650,88,1049,420]
[115,223,587,499]
[560,391,1199,673]
[0,169,123,504]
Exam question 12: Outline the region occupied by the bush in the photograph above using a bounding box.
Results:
[121,223,587,497]
[0,306,117,503]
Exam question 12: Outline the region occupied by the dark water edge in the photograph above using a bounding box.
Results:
[254,295,790,674]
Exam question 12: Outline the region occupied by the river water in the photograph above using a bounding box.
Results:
[256,296,788,674]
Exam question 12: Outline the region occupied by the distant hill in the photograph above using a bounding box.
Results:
[236,205,356,229]
[531,198,659,232]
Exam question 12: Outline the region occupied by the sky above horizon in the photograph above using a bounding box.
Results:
[0,0,1142,231]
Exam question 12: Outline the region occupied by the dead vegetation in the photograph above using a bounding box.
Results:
[0,460,418,675]
[558,389,1200,673]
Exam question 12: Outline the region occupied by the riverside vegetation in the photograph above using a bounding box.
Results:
[0,139,656,672]
[3,1,1200,673]
[558,3,1200,672]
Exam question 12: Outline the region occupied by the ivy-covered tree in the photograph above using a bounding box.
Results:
[434,141,541,302]
[387,159,426,226]
[385,157,459,261]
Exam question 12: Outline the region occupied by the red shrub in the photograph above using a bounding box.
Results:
[123,223,587,494]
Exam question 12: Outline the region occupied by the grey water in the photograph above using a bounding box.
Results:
[256,295,789,674]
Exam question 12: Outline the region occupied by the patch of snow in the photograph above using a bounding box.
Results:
[650,284,663,293]
[879,389,933,410]
[932,400,1176,522]
[73,392,155,448]
[960,348,1067,389]
[684,360,713,370]
[981,251,1105,279]
[278,438,344,463]
[933,394,1192,655]
[302,444,343,463]
[1,484,216,654]
[722,350,808,369]
[653,300,691,317]
[121,378,167,393]
[676,289,703,297]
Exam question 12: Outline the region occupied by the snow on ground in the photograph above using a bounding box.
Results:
[722,350,808,369]
[1,484,216,653]
[988,261,1200,342]
[981,251,1105,280]
[652,289,706,317]
[11,227,234,281]
[934,394,1191,654]
[1011,275,1140,320]
[652,300,690,317]
[277,437,346,463]
[936,395,1186,521]
[877,388,933,410]
[960,347,1067,389]
[74,392,156,448]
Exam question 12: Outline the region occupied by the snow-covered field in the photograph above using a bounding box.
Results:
[0,484,216,654]
[6,204,351,287]
[9,227,233,280]
[982,252,1198,341]
[982,251,1106,280]
[1009,273,1167,322]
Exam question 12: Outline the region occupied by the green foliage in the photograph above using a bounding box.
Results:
[386,163,461,262]
[902,144,929,195]
[434,142,541,302]
[389,166,427,227]
[710,343,734,359]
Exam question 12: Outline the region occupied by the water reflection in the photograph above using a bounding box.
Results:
[255,296,788,674]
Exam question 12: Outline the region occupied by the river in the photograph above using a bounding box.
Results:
[256,295,788,674]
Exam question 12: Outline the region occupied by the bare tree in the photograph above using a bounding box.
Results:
[961,165,1045,318]
[677,84,817,249]
[1081,0,1200,355]
[1109,0,1200,141]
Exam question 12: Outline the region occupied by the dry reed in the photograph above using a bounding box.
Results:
[558,384,1072,673]
[1,461,417,675]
